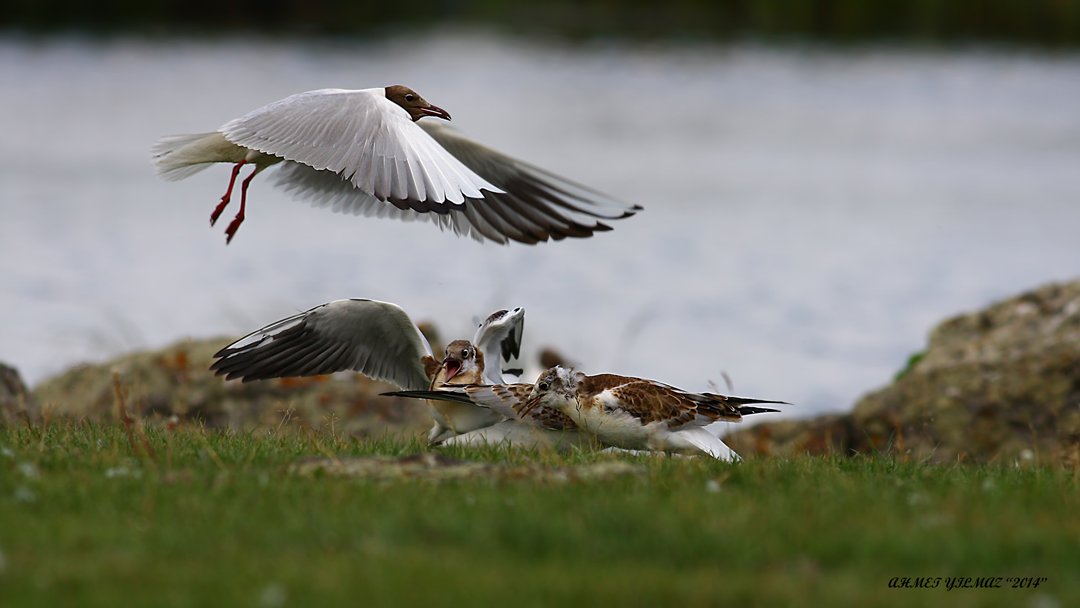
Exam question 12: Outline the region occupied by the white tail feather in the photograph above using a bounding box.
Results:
[151,132,242,181]
[668,428,742,461]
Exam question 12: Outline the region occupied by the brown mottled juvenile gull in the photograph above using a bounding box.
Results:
[518,367,785,460]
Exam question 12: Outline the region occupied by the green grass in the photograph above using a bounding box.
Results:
[1,422,1077,607]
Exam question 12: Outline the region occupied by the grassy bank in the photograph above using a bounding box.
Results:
[1,422,1077,606]
[5,0,1080,46]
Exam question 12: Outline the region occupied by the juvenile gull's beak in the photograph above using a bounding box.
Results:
[419,104,451,121]
[443,359,462,380]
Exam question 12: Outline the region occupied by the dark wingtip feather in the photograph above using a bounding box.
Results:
[736,405,783,416]
[381,389,476,406]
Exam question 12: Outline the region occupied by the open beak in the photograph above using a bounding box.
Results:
[419,104,451,121]
[443,359,462,381]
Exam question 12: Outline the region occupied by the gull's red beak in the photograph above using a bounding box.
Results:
[419,104,451,121]
[444,359,462,381]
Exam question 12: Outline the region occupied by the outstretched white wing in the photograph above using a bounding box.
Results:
[211,299,434,391]
[219,88,499,207]
[472,307,525,384]
[420,121,642,244]
[252,116,644,245]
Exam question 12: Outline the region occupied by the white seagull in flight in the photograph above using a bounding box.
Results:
[153,85,640,244]
[209,299,524,443]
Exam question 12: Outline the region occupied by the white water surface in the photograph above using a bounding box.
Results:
[2,33,1079,417]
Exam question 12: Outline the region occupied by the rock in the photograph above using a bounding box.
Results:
[726,280,1080,464]
[1,362,39,424]
[30,337,430,436]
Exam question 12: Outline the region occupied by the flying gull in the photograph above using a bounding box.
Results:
[153,86,640,244]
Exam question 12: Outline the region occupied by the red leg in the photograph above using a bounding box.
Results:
[210,160,248,226]
[224,165,260,244]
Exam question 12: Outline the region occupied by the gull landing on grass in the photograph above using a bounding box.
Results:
[209,299,525,443]
[153,85,640,244]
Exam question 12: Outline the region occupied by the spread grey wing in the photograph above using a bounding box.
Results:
[211,299,433,390]
[270,161,439,223]
[420,121,641,244]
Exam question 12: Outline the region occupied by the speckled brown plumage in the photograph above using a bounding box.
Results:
[422,355,440,381]
[576,374,743,428]
[383,381,579,431]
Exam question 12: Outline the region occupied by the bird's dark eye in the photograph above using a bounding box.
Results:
[538,382,549,391]
[404,94,415,102]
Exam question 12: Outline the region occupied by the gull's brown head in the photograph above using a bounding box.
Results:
[442,339,482,382]
[385,85,451,122]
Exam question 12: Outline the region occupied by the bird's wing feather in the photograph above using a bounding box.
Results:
[420,121,642,226]
[383,383,575,429]
[383,384,526,421]
[267,157,620,245]
[463,384,576,429]
[270,161,438,223]
[211,298,433,390]
[583,375,770,429]
[472,308,525,384]
[220,88,498,206]
[668,427,742,461]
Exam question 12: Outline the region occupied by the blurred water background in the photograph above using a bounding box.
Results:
[1,22,1079,416]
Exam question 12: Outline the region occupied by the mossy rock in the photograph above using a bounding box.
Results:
[1,362,38,424]
[31,337,430,437]
[728,280,1080,464]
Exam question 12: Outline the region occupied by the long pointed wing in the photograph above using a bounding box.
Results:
[472,307,525,384]
[583,374,786,429]
[382,385,525,420]
[220,88,499,207]
[211,299,434,390]
[420,121,642,243]
[385,384,578,431]
[270,161,439,223]
[384,384,577,431]
[267,159,629,245]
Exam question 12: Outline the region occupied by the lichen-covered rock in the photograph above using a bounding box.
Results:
[726,280,1080,464]
[31,337,430,436]
[1,362,39,424]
